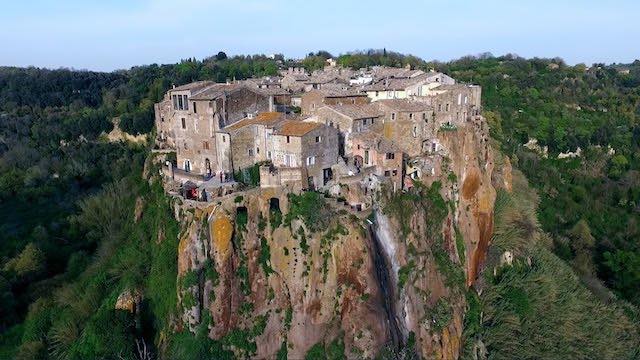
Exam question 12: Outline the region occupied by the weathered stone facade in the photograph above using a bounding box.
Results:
[269,121,340,189]
[307,104,382,156]
[154,83,272,176]
[376,99,436,157]
[300,89,369,115]
[352,131,404,191]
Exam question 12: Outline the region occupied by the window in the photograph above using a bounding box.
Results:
[457,93,462,105]
[392,170,398,176]
[222,135,226,143]
[384,170,391,176]
[412,126,417,138]
[183,96,188,111]
[202,141,209,150]
[329,121,334,127]
[409,113,413,120]
[267,151,272,159]
[315,136,322,143]
[437,104,442,112]
[371,118,375,124]
[386,153,395,160]
[181,118,186,129]
[446,103,450,112]
[193,102,197,113]
[422,113,426,120]
[248,149,254,156]
[306,156,315,166]
[351,99,356,104]
[464,95,468,104]
[183,141,188,150]
[172,95,178,109]
[256,147,260,154]
[286,136,290,143]
[177,95,183,110]
[161,117,165,122]
[375,91,379,97]
[391,113,396,121]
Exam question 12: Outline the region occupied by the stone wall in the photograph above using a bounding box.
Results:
[300,125,340,188]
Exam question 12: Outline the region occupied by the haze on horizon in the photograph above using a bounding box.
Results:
[1,0,638,72]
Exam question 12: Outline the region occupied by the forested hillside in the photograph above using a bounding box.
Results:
[0,51,638,359]
[0,54,281,359]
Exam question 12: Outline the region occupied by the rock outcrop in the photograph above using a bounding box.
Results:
[170,116,501,359]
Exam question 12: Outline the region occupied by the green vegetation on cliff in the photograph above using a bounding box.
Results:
[1,51,640,359]
[461,172,639,359]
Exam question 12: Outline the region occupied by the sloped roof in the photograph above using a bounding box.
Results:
[305,73,348,85]
[284,73,310,81]
[363,73,433,91]
[376,99,433,112]
[371,66,425,80]
[252,87,291,96]
[189,83,245,100]
[322,103,383,120]
[431,83,474,91]
[276,120,321,137]
[308,86,366,98]
[225,112,286,131]
[171,81,216,93]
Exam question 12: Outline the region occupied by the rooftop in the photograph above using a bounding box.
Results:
[376,99,433,112]
[225,112,287,131]
[171,81,216,93]
[275,120,322,137]
[309,86,366,98]
[323,103,383,119]
[189,83,244,100]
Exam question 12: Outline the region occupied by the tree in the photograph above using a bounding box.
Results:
[3,243,45,280]
[216,51,228,61]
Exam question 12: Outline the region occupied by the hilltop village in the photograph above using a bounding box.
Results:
[154,60,484,205]
[154,60,497,358]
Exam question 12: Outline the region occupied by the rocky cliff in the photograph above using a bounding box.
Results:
[169,117,500,359]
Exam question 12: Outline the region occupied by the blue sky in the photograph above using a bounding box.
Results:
[1,0,638,71]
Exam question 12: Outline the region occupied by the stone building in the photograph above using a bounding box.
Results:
[244,76,282,89]
[363,71,455,101]
[300,87,369,115]
[269,120,340,189]
[280,68,309,92]
[375,99,435,156]
[225,112,287,171]
[303,74,349,92]
[154,82,273,176]
[308,103,383,156]
[351,131,404,191]
[422,84,482,126]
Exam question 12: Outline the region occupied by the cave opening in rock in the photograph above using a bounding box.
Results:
[269,197,280,212]
[236,206,248,231]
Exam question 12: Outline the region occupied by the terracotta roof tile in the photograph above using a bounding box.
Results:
[276,120,321,137]
[225,112,286,131]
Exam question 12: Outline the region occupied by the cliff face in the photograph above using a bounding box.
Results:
[174,188,390,359]
[373,118,496,359]
[171,118,499,359]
